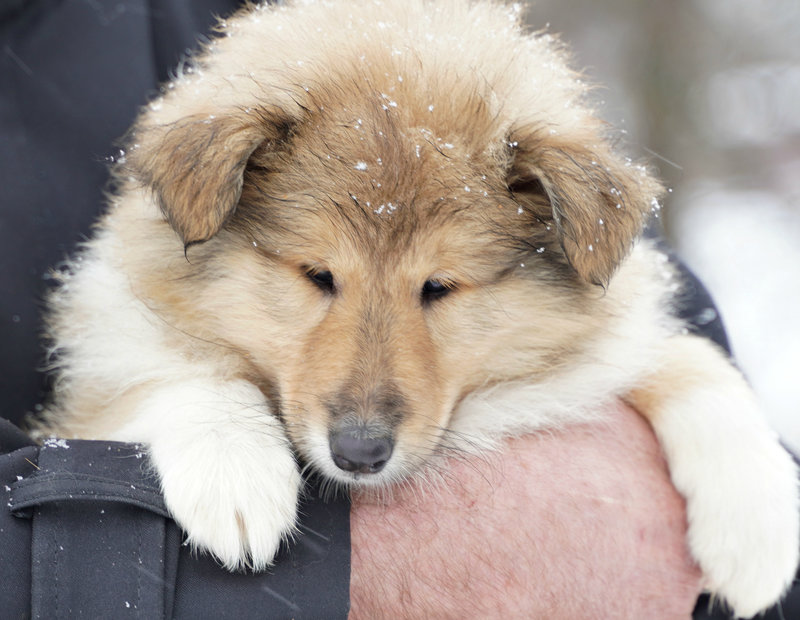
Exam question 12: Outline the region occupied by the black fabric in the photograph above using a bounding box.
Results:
[0,430,37,620]
[1,427,351,619]
[171,494,351,619]
[0,416,35,452]
[9,440,167,518]
[17,441,170,619]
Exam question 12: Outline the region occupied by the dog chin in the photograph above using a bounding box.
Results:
[319,463,400,488]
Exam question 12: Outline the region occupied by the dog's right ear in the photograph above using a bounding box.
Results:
[126,108,294,246]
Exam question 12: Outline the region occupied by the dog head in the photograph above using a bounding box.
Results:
[123,0,661,486]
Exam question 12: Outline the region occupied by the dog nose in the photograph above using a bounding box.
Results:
[329,426,394,474]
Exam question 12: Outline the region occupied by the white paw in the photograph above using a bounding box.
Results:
[156,431,301,571]
[684,433,800,618]
[115,379,303,571]
[633,337,800,619]
[653,388,800,618]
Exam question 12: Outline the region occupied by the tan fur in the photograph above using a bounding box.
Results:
[34,2,798,613]
[42,0,648,456]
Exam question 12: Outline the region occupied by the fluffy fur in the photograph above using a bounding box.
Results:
[36,1,798,616]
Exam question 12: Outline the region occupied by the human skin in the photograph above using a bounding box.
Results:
[349,401,702,619]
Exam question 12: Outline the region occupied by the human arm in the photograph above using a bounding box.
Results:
[350,400,702,619]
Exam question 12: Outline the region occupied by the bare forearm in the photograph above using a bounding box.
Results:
[350,401,701,619]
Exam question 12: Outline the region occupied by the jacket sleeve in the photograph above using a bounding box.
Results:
[1,418,351,619]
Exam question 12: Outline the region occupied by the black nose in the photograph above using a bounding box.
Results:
[329,426,394,474]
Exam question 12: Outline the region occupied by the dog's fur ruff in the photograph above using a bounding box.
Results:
[35,1,799,616]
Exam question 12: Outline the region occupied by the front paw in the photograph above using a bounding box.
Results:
[128,379,303,571]
[685,436,800,618]
[629,336,800,618]
[157,435,302,571]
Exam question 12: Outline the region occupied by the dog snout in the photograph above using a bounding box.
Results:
[329,425,394,474]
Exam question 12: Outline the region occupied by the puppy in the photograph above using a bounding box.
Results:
[36,0,798,616]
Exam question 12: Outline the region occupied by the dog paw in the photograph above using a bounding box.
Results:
[684,434,800,618]
[631,338,800,618]
[158,435,301,571]
[668,414,800,619]
[119,379,303,571]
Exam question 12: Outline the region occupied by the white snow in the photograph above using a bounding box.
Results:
[43,438,70,449]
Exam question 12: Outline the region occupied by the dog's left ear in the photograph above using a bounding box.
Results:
[507,128,662,286]
[125,108,293,246]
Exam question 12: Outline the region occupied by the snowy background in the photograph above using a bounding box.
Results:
[526,0,800,451]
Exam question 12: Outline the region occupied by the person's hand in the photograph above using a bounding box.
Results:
[350,400,702,619]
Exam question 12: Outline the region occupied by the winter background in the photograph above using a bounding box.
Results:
[526,0,800,451]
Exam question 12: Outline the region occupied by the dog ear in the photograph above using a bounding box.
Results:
[126,108,293,246]
[507,128,662,286]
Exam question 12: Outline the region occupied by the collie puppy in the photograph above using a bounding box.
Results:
[37,0,797,616]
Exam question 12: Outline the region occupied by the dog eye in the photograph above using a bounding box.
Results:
[306,268,335,294]
[421,279,452,302]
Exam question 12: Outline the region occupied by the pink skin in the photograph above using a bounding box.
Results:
[350,400,702,619]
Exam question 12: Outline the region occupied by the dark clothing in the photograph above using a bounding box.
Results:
[0,1,796,619]
[0,419,351,619]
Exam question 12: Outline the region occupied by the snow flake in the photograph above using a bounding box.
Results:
[44,438,70,449]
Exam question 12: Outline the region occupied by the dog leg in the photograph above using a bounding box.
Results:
[110,377,301,571]
[628,335,799,618]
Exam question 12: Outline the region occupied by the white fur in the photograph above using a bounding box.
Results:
[109,379,301,571]
[639,338,800,618]
[450,242,675,447]
[45,224,192,412]
[659,387,799,617]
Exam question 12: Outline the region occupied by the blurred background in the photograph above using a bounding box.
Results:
[526,0,800,451]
